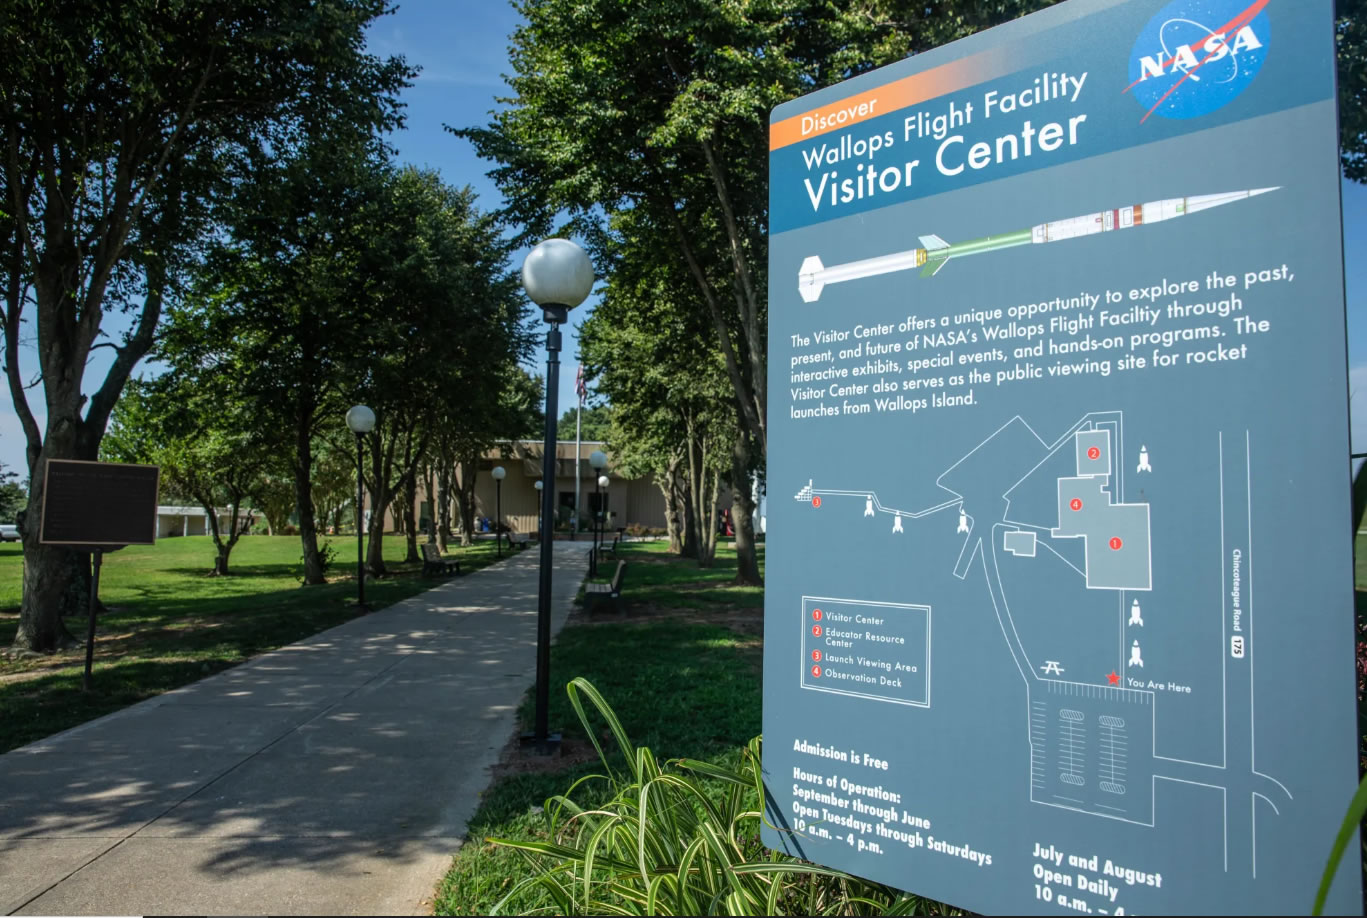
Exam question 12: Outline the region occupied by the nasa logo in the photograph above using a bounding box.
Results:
[1126,0,1270,122]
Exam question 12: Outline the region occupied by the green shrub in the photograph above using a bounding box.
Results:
[486,677,955,916]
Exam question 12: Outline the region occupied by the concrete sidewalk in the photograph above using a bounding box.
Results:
[0,540,590,916]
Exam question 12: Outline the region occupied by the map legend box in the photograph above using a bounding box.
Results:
[802,596,930,707]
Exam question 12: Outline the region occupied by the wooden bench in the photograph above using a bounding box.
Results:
[421,542,460,576]
[584,560,628,614]
[508,532,532,550]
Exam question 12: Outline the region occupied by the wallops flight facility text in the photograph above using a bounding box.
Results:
[800,70,1092,215]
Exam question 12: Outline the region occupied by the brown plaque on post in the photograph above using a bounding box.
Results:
[39,460,160,546]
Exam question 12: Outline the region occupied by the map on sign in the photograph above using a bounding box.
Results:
[763,1,1358,914]
[793,412,1288,859]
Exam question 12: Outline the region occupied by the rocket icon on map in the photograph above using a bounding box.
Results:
[796,189,1279,303]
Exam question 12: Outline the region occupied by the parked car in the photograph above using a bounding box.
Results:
[0,524,18,542]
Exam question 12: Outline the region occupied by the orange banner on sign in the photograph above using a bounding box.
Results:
[769,47,1014,151]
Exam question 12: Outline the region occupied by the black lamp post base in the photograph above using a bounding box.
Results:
[519,731,563,756]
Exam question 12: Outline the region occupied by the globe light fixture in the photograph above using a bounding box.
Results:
[345,405,376,435]
[522,238,595,324]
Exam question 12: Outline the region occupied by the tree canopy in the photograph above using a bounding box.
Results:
[2,0,415,651]
[558,404,614,442]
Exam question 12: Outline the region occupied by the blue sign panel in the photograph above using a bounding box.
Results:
[763,0,1358,913]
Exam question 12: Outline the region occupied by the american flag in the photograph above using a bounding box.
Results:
[575,364,587,401]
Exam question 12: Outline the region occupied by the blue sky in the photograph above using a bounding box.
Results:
[0,0,1363,474]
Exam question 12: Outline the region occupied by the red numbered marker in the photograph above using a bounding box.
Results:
[811,665,822,678]
[1110,537,1123,550]
[812,649,823,662]
[812,624,823,637]
[812,608,823,621]
[812,496,822,509]
[1070,498,1083,511]
[1087,447,1101,460]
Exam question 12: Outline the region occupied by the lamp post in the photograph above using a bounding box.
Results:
[492,465,506,557]
[521,237,594,754]
[345,405,376,611]
[589,450,607,573]
[534,480,544,541]
[598,474,610,560]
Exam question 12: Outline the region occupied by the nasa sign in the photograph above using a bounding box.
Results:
[767,0,1356,913]
[1128,0,1271,121]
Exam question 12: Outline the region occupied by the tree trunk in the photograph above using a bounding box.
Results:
[698,465,721,568]
[11,432,87,652]
[424,465,436,541]
[456,453,477,547]
[199,488,245,576]
[366,487,387,578]
[293,421,325,585]
[658,472,682,554]
[402,470,420,563]
[437,462,451,552]
[365,421,401,577]
[730,437,762,585]
[366,508,385,576]
[683,421,713,567]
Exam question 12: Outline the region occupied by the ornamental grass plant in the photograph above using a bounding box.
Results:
[483,677,957,916]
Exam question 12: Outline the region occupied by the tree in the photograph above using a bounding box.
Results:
[0,462,23,523]
[253,471,298,537]
[338,167,529,573]
[1339,0,1367,181]
[310,439,359,537]
[557,403,613,442]
[1,0,413,652]
[450,367,543,546]
[103,377,267,575]
[580,212,736,566]
[159,131,401,587]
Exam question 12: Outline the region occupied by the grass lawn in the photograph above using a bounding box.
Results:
[579,537,763,611]
[0,533,501,754]
[435,539,766,915]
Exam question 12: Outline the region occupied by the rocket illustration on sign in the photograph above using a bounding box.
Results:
[796,189,1279,302]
